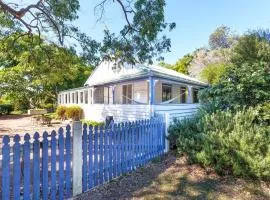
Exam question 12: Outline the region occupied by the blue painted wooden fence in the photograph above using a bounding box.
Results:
[82,117,165,192]
[1,117,165,199]
[1,126,72,200]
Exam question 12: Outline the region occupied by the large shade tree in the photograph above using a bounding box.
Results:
[0,0,175,65]
[0,35,92,110]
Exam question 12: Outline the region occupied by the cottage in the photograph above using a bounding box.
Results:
[58,62,207,123]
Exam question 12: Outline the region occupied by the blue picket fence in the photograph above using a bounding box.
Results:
[0,126,73,200]
[0,118,165,199]
[82,118,165,191]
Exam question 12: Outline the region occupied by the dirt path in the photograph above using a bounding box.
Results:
[75,152,270,200]
[0,115,69,141]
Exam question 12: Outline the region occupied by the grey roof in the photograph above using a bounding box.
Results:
[84,62,207,87]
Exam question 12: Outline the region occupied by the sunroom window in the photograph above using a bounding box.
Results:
[180,87,187,103]
[162,84,172,102]
[193,88,199,103]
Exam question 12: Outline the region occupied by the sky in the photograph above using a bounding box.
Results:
[75,0,270,64]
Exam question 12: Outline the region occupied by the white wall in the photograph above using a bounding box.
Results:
[153,104,200,121]
[80,104,151,123]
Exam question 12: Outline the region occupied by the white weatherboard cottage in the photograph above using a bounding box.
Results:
[58,62,207,123]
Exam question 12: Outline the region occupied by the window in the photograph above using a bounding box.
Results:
[162,84,172,102]
[68,93,71,104]
[65,94,68,104]
[123,84,132,104]
[80,91,84,103]
[84,90,88,104]
[72,93,75,104]
[193,88,199,103]
[75,92,79,104]
[180,87,187,103]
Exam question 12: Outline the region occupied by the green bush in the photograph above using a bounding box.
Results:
[0,104,14,115]
[66,106,83,121]
[56,106,67,120]
[169,106,270,179]
[81,120,105,127]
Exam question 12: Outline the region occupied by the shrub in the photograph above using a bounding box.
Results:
[169,107,270,179]
[81,120,105,127]
[0,104,14,115]
[43,103,54,113]
[56,106,67,120]
[66,106,83,121]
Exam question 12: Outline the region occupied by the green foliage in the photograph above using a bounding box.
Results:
[200,62,227,84]
[0,1,174,65]
[81,120,105,127]
[209,26,236,50]
[201,33,270,108]
[172,54,193,74]
[158,61,172,68]
[169,107,270,178]
[0,34,92,110]
[56,106,67,120]
[0,104,13,115]
[65,106,83,121]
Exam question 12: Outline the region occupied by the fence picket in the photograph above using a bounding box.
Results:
[13,135,21,200]
[42,132,49,200]
[109,126,113,180]
[120,123,124,175]
[94,126,99,186]
[50,131,57,200]
[82,124,88,192]
[65,125,72,197]
[23,134,31,200]
[2,136,10,200]
[99,126,104,184]
[117,124,121,176]
[33,133,40,200]
[142,120,146,165]
[58,128,65,200]
[104,127,109,182]
[88,125,93,189]
[113,124,117,177]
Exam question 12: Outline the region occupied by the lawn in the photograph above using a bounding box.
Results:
[76,152,270,200]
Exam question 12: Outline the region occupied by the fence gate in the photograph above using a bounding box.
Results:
[1,117,166,199]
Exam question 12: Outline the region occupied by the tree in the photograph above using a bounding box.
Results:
[172,54,193,74]
[0,0,175,65]
[0,35,92,110]
[200,33,270,108]
[158,61,172,68]
[209,26,235,50]
[200,62,227,84]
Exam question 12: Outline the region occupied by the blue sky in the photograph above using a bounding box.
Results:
[75,0,270,64]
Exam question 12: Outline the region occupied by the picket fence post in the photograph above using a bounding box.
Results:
[164,113,170,153]
[72,121,83,196]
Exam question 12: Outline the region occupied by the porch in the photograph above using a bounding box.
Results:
[58,77,203,122]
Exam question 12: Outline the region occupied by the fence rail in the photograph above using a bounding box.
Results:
[0,118,166,199]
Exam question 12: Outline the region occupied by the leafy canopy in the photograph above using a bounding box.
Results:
[0,34,92,110]
[172,54,193,74]
[200,62,227,84]
[201,32,270,108]
[0,0,175,65]
[209,26,236,50]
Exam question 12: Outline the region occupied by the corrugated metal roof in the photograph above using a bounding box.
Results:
[84,62,207,87]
